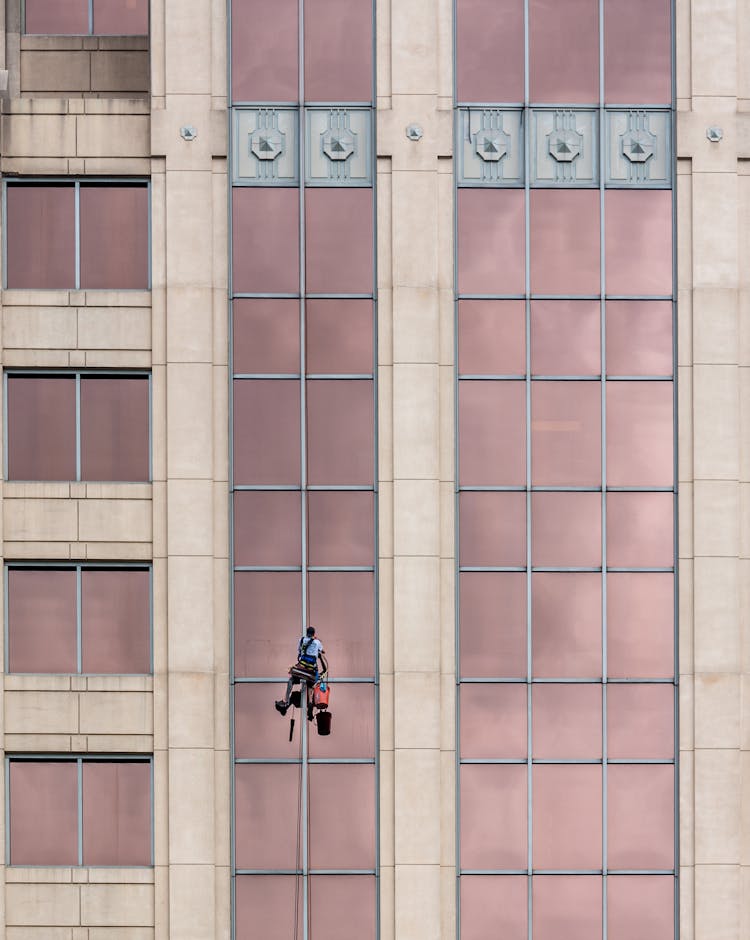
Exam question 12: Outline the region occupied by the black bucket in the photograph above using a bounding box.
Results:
[316,711,332,736]
[290,690,302,709]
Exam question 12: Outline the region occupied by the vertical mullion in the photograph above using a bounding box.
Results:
[89,0,94,35]
[76,565,83,674]
[75,373,82,481]
[74,182,81,290]
[77,758,83,866]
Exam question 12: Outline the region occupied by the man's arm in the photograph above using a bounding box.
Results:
[318,650,328,674]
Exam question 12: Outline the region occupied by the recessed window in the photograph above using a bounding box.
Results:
[8,757,152,866]
[5,372,151,482]
[6,564,151,675]
[4,180,150,290]
[24,0,149,37]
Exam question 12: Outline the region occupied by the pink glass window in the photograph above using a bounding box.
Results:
[81,568,150,674]
[234,491,302,568]
[531,382,601,486]
[7,376,77,481]
[233,188,300,294]
[233,300,300,375]
[234,572,302,679]
[532,765,602,869]
[459,492,526,568]
[530,191,600,295]
[92,0,148,34]
[308,683,375,759]
[307,381,374,485]
[529,0,599,103]
[25,0,89,34]
[531,301,601,376]
[607,876,674,940]
[604,0,672,104]
[309,876,375,940]
[79,185,149,289]
[606,302,673,376]
[461,765,527,870]
[607,493,673,568]
[459,381,526,486]
[305,0,372,102]
[459,572,527,678]
[233,380,301,486]
[532,684,602,760]
[235,877,301,940]
[8,568,77,674]
[308,572,374,676]
[532,573,602,678]
[460,684,527,759]
[307,300,373,375]
[532,876,603,940]
[9,761,78,865]
[458,190,526,296]
[606,191,673,296]
[456,0,525,103]
[235,765,300,870]
[6,185,76,289]
[458,301,526,376]
[82,761,151,865]
[461,877,528,940]
[608,765,674,869]
[309,765,375,870]
[307,492,374,567]
[80,376,150,482]
[231,0,298,103]
[607,573,674,679]
[606,382,673,487]
[607,684,674,759]
[531,493,602,568]
[235,683,307,760]
[305,190,373,294]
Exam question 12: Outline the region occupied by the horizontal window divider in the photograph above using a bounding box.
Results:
[7,863,153,870]
[233,677,376,684]
[305,293,374,300]
[459,374,526,381]
[232,293,301,299]
[531,567,603,573]
[459,759,674,766]
[308,869,377,876]
[233,566,303,573]
[460,868,676,877]
[5,561,151,570]
[607,567,674,573]
[530,375,602,382]
[307,566,376,573]
[606,677,677,685]
[304,101,376,109]
[305,374,374,380]
[231,101,301,108]
[235,869,304,876]
[234,758,375,765]
[459,486,527,493]
[455,102,672,111]
[459,567,675,575]
[4,178,150,186]
[6,672,152,679]
[233,485,302,492]
[459,567,528,573]
[605,375,675,382]
[456,294,673,302]
[605,294,674,302]
[459,869,531,877]
[607,870,677,877]
[457,486,674,494]
[7,754,151,762]
[607,759,675,765]
[5,368,150,377]
[457,294,526,301]
[233,374,301,380]
[306,485,375,492]
[605,486,675,493]
[459,677,676,685]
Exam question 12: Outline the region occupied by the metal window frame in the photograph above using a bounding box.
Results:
[21,0,150,37]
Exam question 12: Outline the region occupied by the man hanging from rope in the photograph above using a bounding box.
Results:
[275,626,328,717]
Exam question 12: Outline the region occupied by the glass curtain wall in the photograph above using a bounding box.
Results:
[455,1,676,938]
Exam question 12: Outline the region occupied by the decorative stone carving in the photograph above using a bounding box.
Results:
[307,108,372,185]
[457,109,523,186]
[233,108,298,184]
[532,110,598,186]
[607,110,671,186]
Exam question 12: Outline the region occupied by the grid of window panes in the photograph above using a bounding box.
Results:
[456,2,676,939]
[24,0,149,36]
[229,2,377,937]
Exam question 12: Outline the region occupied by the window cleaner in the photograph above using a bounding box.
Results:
[275,626,332,736]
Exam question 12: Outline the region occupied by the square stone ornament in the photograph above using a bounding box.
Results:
[305,108,372,186]
[606,110,672,187]
[233,108,299,184]
[457,108,524,186]
[531,110,599,186]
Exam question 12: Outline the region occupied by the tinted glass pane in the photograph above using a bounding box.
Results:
[530,190,600,295]
[607,765,674,869]
[233,188,300,294]
[459,492,527,568]
[82,761,151,865]
[306,300,373,375]
[235,764,299,870]
[308,572,374,676]
[81,569,150,674]
[461,877,527,940]
[607,876,674,940]
[459,381,526,486]
[231,0,298,102]
[305,0,372,101]
[604,0,671,104]
[605,191,673,296]
[460,765,527,869]
[10,761,78,865]
[79,186,149,289]
[531,492,602,568]
[309,765,375,869]
[531,381,601,486]
[233,380,301,485]
[456,0,525,103]
[80,376,150,482]
[235,683,304,759]
[459,572,527,678]
[307,492,374,567]
[606,382,673,487]
[531,300,600,376]
[234,491,302,567]
[606,302,673,377]
[606,493,673,568]
[607,573,674,678]
[25,0,88,34]
[8,568,77,674]
[234,572,302,678]
[532,684,602,760]
[308,683,375,758]
[533,765,602,869]
[7,376,76,481]
[305,189,373,294]
[532,876,602,940]
[309,876,375,940]
[458,301,526,376]
[93,0,149,34]
[307,380,374,485]
[529,0,599,103]
[458,190,526,296]
[532,572,602,678]
[607,684,674,759]
[233,299,300,375]
[460,683,527,759]
[235,877,301,940]
[6,185,76,289]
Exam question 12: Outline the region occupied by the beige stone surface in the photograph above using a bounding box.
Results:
[80,885,154,927]
[6,885,80,926]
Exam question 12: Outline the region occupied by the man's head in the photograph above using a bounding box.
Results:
[306,626,316,638]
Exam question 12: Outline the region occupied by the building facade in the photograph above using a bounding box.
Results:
[0,1,745,938]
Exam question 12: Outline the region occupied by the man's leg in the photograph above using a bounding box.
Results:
[275,674,295,714]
